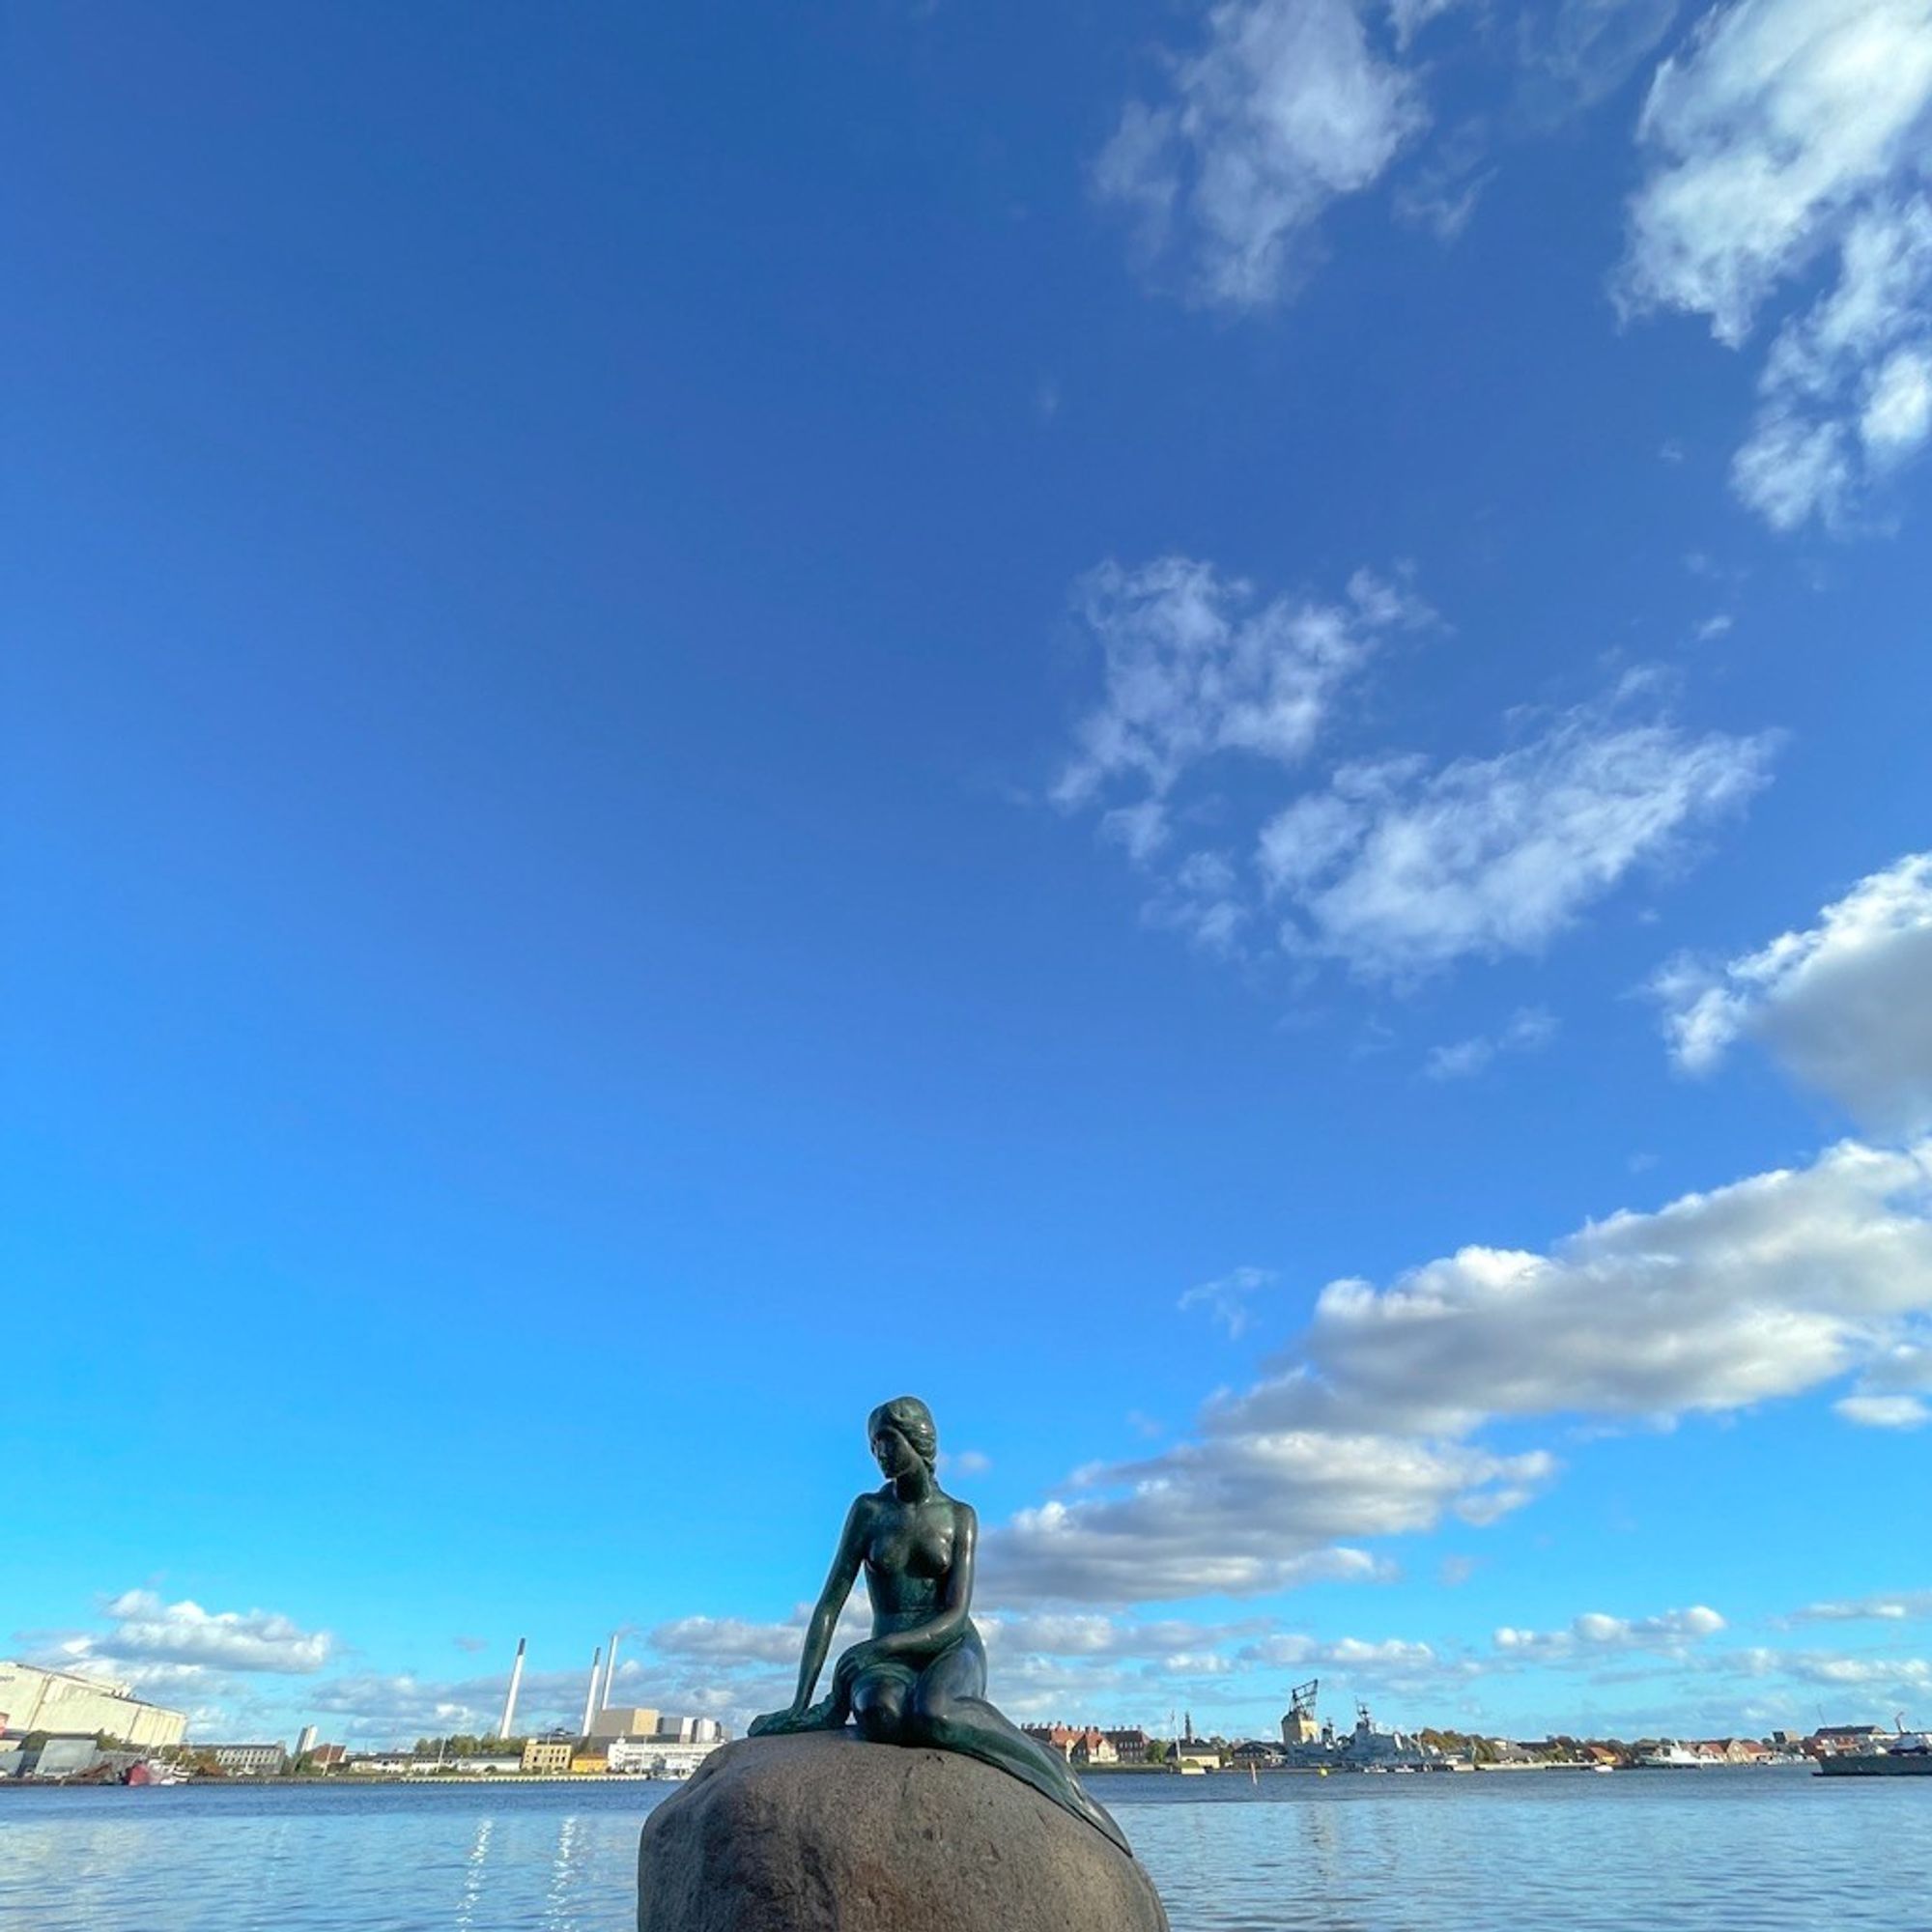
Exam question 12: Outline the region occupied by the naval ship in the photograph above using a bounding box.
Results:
[1816,1721,1932,1776]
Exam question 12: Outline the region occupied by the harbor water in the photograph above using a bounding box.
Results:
[3,1766,1925,1931]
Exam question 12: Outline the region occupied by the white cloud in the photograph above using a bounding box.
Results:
[1056,558,1419,813]
[305,1671,502,1740]
[1833,1392,1929,1427]
[1790,1590,1932,1622]
[1392,116,1495,241]
[1494,1605,1726,1659]
[1424,1007,1559,1081]
[1388,0,1468,51]
[1241,1631,1444,1669]
[1733,199,1932,526]
[1056,566,1772,984]
[1260,684,1776,981]
[1095,0,1428,309]
[1142,848,1251,957]
[1863,343,1932,448]
[647,1605,871,1670]
[982,1612,1264,1660]
[984,1431,1540,1605]
[1656,852,1932,1135]
[1221,1140,1932,1439]
[51,1589,335,1679]
[1518,0,1686,116]
[1760,1649,1932,1690]
[979,1124,1931,1610]
[1622,0,1932,341]
[1620,0,1932,528]
[1179,1264,1279,1338]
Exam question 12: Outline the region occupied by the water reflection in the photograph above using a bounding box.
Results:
[451,1816,493,1932]
[542,1813,584,1929]
[4,1770,1928,1932]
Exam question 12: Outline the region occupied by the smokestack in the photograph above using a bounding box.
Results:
[601,1630,621,1711]
[498,1637,526,1741]
[582,1647,602,1737]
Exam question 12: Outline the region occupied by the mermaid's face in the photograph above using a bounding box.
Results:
[872,1424,920,1478]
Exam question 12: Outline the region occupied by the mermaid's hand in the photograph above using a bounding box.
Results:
[832,1638,892,1699]
[749,1694,842,1737]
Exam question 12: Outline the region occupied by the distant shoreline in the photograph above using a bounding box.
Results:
[5,1760,1817,1792]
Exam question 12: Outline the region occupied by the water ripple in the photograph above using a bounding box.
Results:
[0,1767,1925,1932]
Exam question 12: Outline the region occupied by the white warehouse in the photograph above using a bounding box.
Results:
[0,1662,188,1750]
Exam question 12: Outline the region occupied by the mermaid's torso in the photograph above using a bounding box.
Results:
[859,1489,968,1641]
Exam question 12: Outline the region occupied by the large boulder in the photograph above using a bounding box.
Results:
[637,1731,1169,1932]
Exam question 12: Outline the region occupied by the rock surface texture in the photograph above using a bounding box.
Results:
[637,1731,1170,1932]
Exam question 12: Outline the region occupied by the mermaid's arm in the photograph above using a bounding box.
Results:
[748,1497,869,1735]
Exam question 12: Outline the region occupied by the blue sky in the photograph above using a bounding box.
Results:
[6,0,1930,1749]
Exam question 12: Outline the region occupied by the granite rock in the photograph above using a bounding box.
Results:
[637,1731,1169,1932]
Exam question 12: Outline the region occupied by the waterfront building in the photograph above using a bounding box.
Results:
[606,1734,724,1776]
[296,1725,318,1759]
[207,1744,289,1776]
[1103,1727,1153,1761]
[1022,1723,1119,1764]
[1703,1737,1771,1763]
[0,1661,187,1750]
[589,1705,662,1740]
[570,1747,610,1775]
[11,1737,104,1778]
[345,1751,522,1775]
[1231,1741,1286,1767]
[521,1739,573,1774]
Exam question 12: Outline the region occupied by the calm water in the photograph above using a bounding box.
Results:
[2,1767,1925,1931]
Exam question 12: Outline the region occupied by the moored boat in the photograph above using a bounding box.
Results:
[1816,1727,1932,1777]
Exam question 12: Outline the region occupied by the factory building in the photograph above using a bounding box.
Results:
[590,1705,662,1740]
[0,1662,187,1750]
[589,1707,723,1745]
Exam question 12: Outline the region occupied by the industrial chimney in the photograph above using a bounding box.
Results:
[498,1637,526,1741]
[601,1630,621,1711]
[582,1646,602,1738]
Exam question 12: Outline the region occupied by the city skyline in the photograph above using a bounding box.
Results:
[8,2,1930,1755]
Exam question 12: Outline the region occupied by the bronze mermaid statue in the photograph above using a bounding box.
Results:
[749,1396,1130,1855]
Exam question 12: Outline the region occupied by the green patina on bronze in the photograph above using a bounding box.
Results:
[749,1396,1130,1854]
